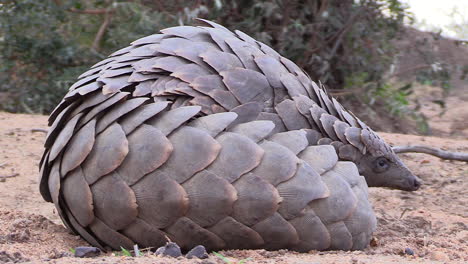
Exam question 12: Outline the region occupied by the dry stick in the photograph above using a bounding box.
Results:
[31,128,48,133]
[389,64,432,78]
[68,8,109,15]
[92,6,113,51]
[0,173,19,179]
[393,145,468,162]
[315,8,362,55]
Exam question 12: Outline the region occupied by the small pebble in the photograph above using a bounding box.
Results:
[404,247,414,256]
[155,242,182,258]
[186,245,208,259]
[74,247,101,258]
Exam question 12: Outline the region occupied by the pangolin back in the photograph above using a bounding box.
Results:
[40,19,379,252]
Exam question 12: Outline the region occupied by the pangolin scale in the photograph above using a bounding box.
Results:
[40,19,420,252]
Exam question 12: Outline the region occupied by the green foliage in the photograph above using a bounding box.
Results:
[415,66,451,91]
[213,251,251,264]
[213,252,231,263]
[119,246,132,257]
[343,71,411,115]
[190,0,412,88]
[373,83,411,115]
[0,0,174,113]
[0,1,94,113]
[0,0,441,117]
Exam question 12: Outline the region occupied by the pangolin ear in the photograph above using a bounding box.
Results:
[338,144,362,161]
[360,128,392,158]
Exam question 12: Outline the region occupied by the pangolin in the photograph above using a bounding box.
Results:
[39,19,421,252]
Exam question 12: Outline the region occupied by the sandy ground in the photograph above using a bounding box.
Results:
[0,109,467,264]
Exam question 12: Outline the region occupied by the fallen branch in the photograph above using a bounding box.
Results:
[329,88,363,96]
[389,64,432,78]
[31,128,48,134]
[68,8,110,15]
[0,173,19,179]
[393,145,468,162]
[308,8,362,56]
[92,7,113,51]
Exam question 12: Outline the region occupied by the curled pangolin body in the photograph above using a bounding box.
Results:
[40,19,377,252]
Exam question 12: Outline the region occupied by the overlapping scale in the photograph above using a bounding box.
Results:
[41,19,378,254]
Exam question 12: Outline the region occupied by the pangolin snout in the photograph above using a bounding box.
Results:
[403,174,422,191]
[409,176,421,191]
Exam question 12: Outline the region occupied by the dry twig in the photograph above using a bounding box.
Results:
[68,8,109,15]
[92,7,113,51]
[31,128,48,133]
[389,64,432,78]
[393,145,468,162]
[0,173,19,179]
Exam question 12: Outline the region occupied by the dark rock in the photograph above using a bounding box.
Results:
[186,245,208,259]
[10,219,32,229]
[154,246,164,255]
[6,229,30,243]
[74,247,101,258]
[0,251,29,263]
[155,242,182,258]
[404,247,414,256]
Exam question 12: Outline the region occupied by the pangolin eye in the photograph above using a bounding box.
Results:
[378,159,386,167]
[374,157,389,172]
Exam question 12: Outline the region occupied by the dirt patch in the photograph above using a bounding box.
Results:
[0,112,466,263]
[409,84,468,138]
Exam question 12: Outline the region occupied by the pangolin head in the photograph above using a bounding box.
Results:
[349,128,421,191]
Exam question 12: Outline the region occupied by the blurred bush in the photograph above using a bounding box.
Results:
[0,0,444,121]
